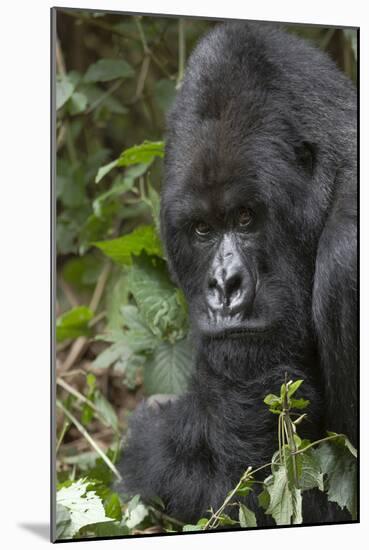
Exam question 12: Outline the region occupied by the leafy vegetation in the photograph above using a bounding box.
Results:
[55,9,357,540]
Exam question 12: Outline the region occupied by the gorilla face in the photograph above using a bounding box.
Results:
[161,111,321,362]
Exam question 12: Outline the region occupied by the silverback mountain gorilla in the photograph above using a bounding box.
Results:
[117,22,357,525]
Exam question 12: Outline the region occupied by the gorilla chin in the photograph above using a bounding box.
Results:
[117,21,357,526]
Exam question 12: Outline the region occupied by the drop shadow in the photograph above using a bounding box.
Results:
[18,523,50,541]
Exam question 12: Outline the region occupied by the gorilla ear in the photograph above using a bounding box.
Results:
[294,141,316,176]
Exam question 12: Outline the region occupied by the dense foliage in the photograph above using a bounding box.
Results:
[55,10,357,540]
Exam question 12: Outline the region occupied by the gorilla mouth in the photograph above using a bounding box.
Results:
[198,319,275,338]
[211,326,274,338]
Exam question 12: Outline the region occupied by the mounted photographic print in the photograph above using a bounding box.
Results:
[51,7,358,542]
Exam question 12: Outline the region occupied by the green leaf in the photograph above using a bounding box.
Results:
[143,339,193,395]
[93,225,163,266]
[68,91,88,115]
[264,394,281,407]
[218,514,238,526]
[62,255,102,289]
[126,254,188,341]
[95,160,118,184]
[94,391,119,433]
[56,76,75,110]
[235,479,253,497]
[287,379,304,398]
[327,432,357,458]
[290,398,310,410]
[313,438,357,518]
[104,492,122,521]
[239,503,257,528]
[84,59,134,82]
[93,177,135,217]
[116,140,164,167]
[80,521,129,537]
[183,524,203,532]
[56,306,94,342]
[264,465,302,525]
[298,449,324,491]
[56,479,114,539]
[258,488,270,510]
[95,141,163,183]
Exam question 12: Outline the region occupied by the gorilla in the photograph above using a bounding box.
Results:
[117,22,357,526]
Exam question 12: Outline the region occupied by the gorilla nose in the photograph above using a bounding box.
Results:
[207,267,254,314]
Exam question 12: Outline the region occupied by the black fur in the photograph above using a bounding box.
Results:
[117,22,357,525]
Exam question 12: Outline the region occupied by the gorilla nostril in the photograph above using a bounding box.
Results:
[225,273,242,299]
[208,277,218,290]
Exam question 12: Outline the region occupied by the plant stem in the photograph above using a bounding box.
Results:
[135,16,149,55]
[176,19,186,89]
[290,434,344,456]
[204,467,252,530]
[57,399,122,480]
[56,419,70,453]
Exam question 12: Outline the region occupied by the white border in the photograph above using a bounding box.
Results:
[1,1,366,548]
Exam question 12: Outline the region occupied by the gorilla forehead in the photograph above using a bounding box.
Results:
[165,113,296,222]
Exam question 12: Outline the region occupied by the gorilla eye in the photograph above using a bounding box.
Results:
[238,208,254,227]
[195,222,211,236]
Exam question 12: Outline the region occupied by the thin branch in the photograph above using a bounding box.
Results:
[85,79,124,115]
[176,19,186,89]
[56,420,70,453]
[59,263,111,373]
[134,16,149,55]
[56,36,66,77]
[57,399,121,480]
[89,262,111,312]
[148,506,185,528]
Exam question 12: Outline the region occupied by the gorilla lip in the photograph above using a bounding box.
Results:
[202,324,275,338]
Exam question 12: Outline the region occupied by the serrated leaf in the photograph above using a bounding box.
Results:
[143,339,193,395]
[84,59,134,82]
[327,432,357,458]
[126,253,188,341]
[94,225,163,266]
[298,450,324,491]
[264,465,302,525]
[92,340,130,369]
[56,479,113,539]
[239,503,257,528]
[123,496,149,529]
[313,439,357,518]
[56,306,93,342]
